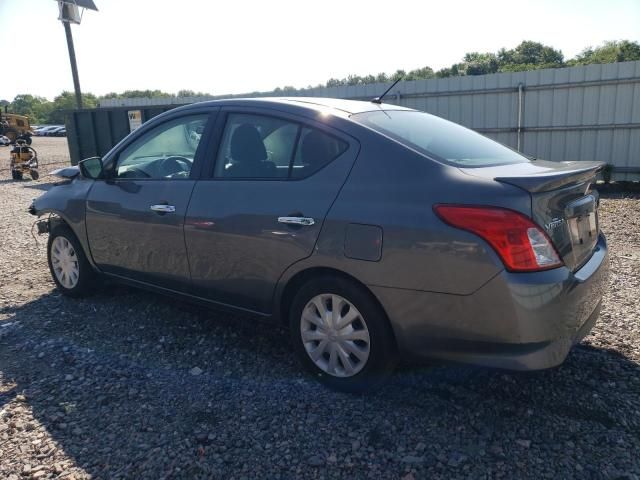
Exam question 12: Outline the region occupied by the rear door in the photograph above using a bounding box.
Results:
[85,110,215,291]
[185,108,359,313]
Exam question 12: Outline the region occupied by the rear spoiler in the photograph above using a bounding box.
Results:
[495,161,604,193]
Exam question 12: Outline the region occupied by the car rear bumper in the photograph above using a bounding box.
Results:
[371,233,609,370]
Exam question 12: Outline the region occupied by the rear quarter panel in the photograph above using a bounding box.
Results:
[306,128,533,295]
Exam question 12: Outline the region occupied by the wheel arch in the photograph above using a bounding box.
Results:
[41,210,98,270]
[276,266,398,346]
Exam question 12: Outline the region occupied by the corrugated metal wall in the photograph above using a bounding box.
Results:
[91,61,640,179]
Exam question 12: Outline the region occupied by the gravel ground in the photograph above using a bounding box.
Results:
[0,140,639,479]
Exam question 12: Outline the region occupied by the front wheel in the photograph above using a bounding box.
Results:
[289,276,397,393]
[47,225,96,297]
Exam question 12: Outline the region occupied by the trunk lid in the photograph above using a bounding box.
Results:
[461,160,604,272]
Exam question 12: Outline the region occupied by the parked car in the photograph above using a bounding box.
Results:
[34,125,63,136]
[46,126,66,136]
[33,126,50,136]
[30,98,609,392]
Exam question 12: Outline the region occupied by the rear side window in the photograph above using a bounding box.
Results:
[215,113,348,179]
[351,110,528,167]
[292,128,348,178]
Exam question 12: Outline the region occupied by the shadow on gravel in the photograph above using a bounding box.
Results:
[1,288,639,478]
[0,178,55,191]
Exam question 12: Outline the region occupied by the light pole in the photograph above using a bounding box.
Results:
[56,0,98,109]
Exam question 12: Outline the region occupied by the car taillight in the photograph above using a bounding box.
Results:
[433,205,562,272]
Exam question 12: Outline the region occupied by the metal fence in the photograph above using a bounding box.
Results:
[90,61,640,179]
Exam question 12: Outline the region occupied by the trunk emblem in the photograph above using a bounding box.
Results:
[545,218,565,231]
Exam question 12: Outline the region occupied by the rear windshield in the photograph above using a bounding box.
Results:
[351,110,529,167]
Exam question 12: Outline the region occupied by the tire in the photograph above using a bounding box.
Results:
[47,225,97,297]
[289,275,398,393]
[30,169,39,180]
[12,170,23,180]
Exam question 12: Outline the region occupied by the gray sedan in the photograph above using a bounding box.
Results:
[30,98,609,392]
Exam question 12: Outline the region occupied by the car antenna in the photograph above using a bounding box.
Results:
[371,77,402,104]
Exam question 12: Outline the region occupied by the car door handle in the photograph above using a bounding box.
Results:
[150,204,176,214]
[277,216,315,226]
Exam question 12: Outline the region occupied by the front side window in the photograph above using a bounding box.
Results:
[115,114,208,179]
[215,113,348,179]
[351,110,529,167]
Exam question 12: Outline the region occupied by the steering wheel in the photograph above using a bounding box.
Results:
[119,167,151,179]
[159,156,192,177]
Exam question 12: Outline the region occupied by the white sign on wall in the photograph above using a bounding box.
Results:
[128,110,142,132]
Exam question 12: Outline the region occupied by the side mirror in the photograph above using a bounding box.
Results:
[78,156,103,180]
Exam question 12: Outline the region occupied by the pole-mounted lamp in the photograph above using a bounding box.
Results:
[55,0,98,109]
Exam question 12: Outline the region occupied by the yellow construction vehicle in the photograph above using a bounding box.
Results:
[10,139,39,180]
[0,113,33,145]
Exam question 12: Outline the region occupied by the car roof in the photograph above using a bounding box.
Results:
[183,97,415,117]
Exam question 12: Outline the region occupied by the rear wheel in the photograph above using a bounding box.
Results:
[47,225,97,297]
[11,170,22,180]
[289,276,397,393]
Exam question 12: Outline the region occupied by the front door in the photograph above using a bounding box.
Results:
[185,110,358,313]
[85,113,212,291]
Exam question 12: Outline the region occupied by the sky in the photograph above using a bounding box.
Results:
[1,0,639,101]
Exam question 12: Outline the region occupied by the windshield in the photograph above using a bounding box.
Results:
[351,110,529,167]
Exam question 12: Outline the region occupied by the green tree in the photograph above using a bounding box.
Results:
[498,40,564,71]
[463,52,499,75]
[569,40,640,65]
[100,92,121,99]
[115,89,173,99]
[436,63,461,78]
[404,66,435,80]
[346,74,363,86]
[375,72,389,83]
[390,69,406,81]
[7,94,53,124]
[47,91,98,124]
[176,89,211,97]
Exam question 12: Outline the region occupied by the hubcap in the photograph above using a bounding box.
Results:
[51,236,79,289]
[300,294,371,378]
